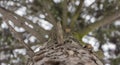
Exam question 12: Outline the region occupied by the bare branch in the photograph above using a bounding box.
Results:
[75,10,120,39]
[0,43,39,52]
[3,18,35,57]
[0,7,48,43]
[70,0,84,29]
[62,0,68,29]
[86,0,99,9]
[32,0,56,26]
[41,0,57,26]
[84,0,99,16]
[40,0,59,39]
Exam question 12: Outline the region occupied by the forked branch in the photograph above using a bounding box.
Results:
[70,0,84,29]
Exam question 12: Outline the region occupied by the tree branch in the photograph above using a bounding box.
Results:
[41,0,57,26]
[74,11,120,40]
[36,0,58,40]
[62,0,68,29]
[70,0,84,29]
[2,18,35,57]
[0,43,39,52]
[0,7,48,43]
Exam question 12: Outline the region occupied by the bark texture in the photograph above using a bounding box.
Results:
[27,38,103,65]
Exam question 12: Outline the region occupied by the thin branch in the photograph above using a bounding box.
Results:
[32,2,55,26]
[5,6,47,35]
[62,0,68,29]
[0,7,47,43]
[75,10,120,39]
[70,0,84,29]
[3,18,35,57]
[40,0,59,39]
[83,0,99,17]
[0,59,9,63]
[86,0,99,9]
[41,0,57,26]
[0,43,39,52]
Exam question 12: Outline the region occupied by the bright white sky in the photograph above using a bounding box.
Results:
[84,0,95,7]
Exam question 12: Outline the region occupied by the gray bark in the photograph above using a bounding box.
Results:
[28,38,103,65]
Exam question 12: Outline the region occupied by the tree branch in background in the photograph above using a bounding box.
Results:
[40,0,61,40]
[74,10,120,42]
[83,0,99,17]
[0,7,48,43]
[62,0,68,29]
[41,0,57,26]
[70,0,84,29]
[0,43,39,52]
[86,0,99,9]
[2,18,35,57]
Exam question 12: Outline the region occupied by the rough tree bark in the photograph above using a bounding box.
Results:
[28,37,103,65]
[27,22,103,65]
